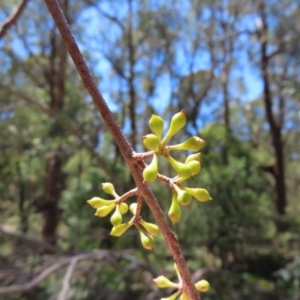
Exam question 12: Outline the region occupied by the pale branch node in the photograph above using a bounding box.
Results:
[132,151,155,160]
[44,0,200,298]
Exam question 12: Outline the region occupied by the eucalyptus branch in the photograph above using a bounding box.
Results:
[43,0,200,298]
[135,193,143,219]
[116,188,138,203]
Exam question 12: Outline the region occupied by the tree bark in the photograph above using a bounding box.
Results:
[42,0,68,245]
[259,2,287,215]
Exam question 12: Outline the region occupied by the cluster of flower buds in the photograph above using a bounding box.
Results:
[153,263,210,299]
[143,111,212,224]
[87,183,160,250]
[142,111,205,182]
[87,111,212,294]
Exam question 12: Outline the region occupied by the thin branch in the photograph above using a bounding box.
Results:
[116,187,138,203]
[135,193,143,219]
[132,151,154,160]
[0,226,65,254]
[58,258,77,300]
[0,102,25,113]
[43,1,200,298]
[0,250,139,295]
[0,0,29,39]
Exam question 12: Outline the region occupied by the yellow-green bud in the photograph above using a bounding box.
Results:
[182,187,212,202]
[153,276,178,288]
[87,197,114,208]
[94,203,116,217]
[143,154,158,182]
[195,280,210,292]
[129,203,137,215]
[139,231,155,250]
[110,205,122,226]
[110,222,132,237]
[143,134,160,150]
[162,110,187,144]
[174,263,181,280]
[119,202,128,214]
[161,291,181,300]
[166,155,191,178]
[139,219,160,237]
[179,293,189,300]
[149,114,164,141]
[185,152,202,164]
[168,136,204,151]
[102,182,119,198]
[168,193,182,224]
[187,160,201,176]
[176,189,192,206]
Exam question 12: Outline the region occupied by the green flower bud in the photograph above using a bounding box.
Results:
[161,291,181,300]
[143,154,158,182]
[87,197,114,208]
[149,114,164,141]
[166,155,191,179]
[168,193,182,224]
[129,203,137,215]
[143,134,160,150]
[95,203,116,217]
[153,276,178,288]
[119,202,128,214]
[179,293,189,300]
[182,187,212,202]
[187,160,201,176]
[185,152,202,164]
[110,205,122,226]
[162,110,187,144]
[139,220,160,237]
[195,280,210,292]
[176,188,192,206]
[139,231,155,250]
[174,263,180,280]
[168,136,204,151]
[102,182,119,198]
[110,222,132,237]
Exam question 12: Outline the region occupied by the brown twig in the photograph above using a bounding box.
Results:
[0,0,29,39]
[43,0,200,298]
[0,226,65,254]
[132,151,155,160]
[135,193,143,219]
[58,258,77,300]
[116,188,138,203]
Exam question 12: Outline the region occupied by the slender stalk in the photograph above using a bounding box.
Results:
[43,0,200,298]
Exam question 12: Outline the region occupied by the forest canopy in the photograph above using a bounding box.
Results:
[0,0,300,299]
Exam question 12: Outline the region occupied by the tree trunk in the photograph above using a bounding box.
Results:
[259,2,287,215]
[42,0,68,245]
